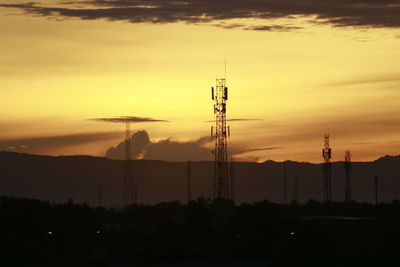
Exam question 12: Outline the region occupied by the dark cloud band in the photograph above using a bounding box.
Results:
[90,116,169,123]
[206,118,262,122]
[2,0,400,31]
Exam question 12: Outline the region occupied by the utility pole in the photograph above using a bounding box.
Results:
[344,150,352,202]
[187,160,192,203]
[283,161,287,204]
[293,176,299,203]
[98,182,103,207]
[230,158,235,203]
[69,176,74,203]
[124,121,134,208]
[374,176,378,205]
[322,134,332,202]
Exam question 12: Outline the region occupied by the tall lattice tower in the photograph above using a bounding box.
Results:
[211,78,230,200]
[187,160,192,203]
[282,162,287,204]
[123,121,134,207]
[322,134,332,202]
[344,150,352,202]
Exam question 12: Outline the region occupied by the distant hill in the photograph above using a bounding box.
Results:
[0,151,399,205]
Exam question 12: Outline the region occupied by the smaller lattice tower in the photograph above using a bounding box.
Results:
[322,134,332,202]
[344,150,352,202]
[123,121,134,207]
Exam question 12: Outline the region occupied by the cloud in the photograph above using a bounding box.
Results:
[0,132,120,154]
[106,129,281,161]
[233,147,282,155]
[105,130,151,159]
[321,75,400,87]
[144,136,213,161]
[2,0,400,31]
[244,25,303,32]
[105,130,213,161]
[90,116,169,123]
[206,118,262,122]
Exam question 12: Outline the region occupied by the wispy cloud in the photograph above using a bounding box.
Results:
[321,75,400,87]
[90,116,169,123]
[2,0,400,31]
[233,147,282,155]
[0,132,120,154]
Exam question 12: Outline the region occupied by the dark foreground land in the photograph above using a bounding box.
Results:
[1,197,400,267]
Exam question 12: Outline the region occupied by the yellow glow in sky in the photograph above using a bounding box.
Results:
[1,3,400,162]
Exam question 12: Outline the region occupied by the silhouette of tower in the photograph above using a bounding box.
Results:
[293,176,299,203]
[123,121,134,207]
[374,176,378,205]
[283,162,287,204]
[344,150,352,202]
[187,160,192,203]
[322,134,332,202]
[230,158,235,203]
[211,78,230,201]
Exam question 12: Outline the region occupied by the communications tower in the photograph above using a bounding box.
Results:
[322,134,332,202]
[211,78,230,200]
[344,150,351,202]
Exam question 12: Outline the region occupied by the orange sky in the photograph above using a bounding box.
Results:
[1,0,400,162]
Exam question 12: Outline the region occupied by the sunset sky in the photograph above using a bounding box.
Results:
[1,0,400,162]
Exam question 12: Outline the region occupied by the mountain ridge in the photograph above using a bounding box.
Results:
[1,151,399,205]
